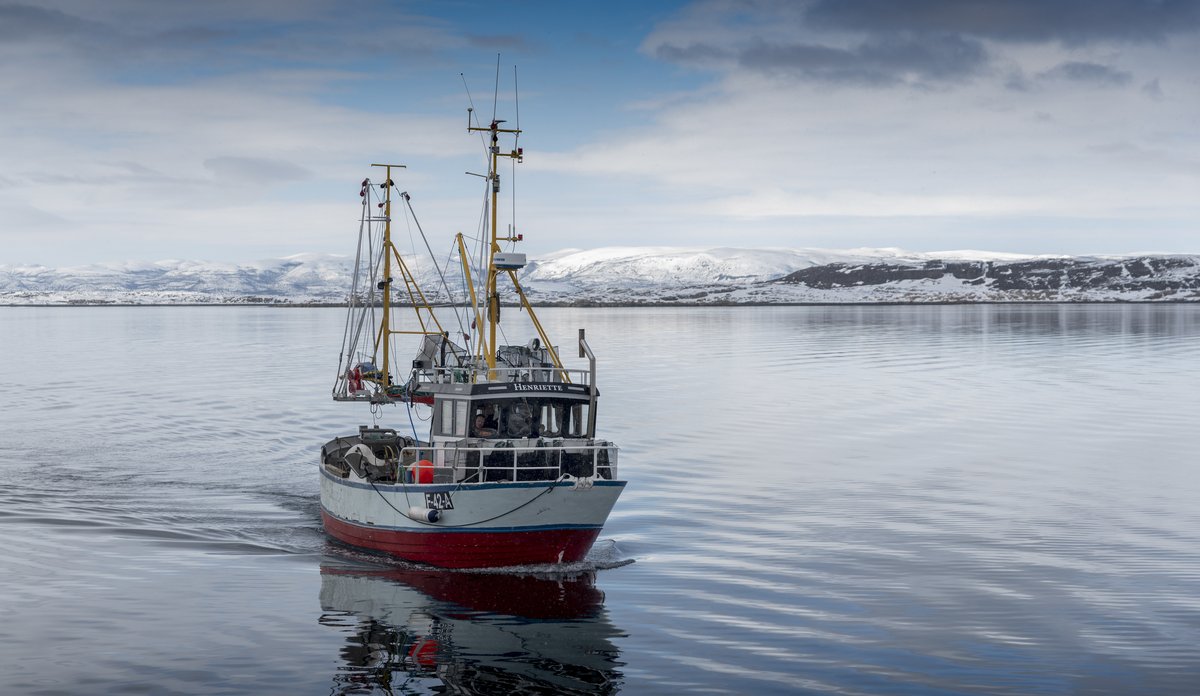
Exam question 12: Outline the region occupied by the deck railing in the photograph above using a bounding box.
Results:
[396,441,617,484]
[414,365,594,386]
[336,365,595,403]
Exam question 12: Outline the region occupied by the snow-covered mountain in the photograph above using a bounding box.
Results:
[3,247,1199,305]
[0,253,356,305]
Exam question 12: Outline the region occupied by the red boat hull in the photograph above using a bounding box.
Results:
[322,509,603,569]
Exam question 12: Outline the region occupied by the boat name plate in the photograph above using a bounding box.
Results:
[513,384,566,392]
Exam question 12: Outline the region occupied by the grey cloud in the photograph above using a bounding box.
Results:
[652,0,1200,89]
[1038,61,1132,86]
[155,26,236,46]
[655,42,732,65]
[804,0,1200,45]
[203,157,311,183]
[739,33,987,85]
[466,34,533,51]
[0,3,102,41]
[658,33,987,86]
[1142,78,1164,99]
[0,4,237,68]
[1004,71,1033,92]
[0,3,459,77]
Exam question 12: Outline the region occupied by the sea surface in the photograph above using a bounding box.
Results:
[1,305,1198,695]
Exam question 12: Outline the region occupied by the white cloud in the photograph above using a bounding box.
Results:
[525,5,1200,253]
[0,57,475,262]
[1,1,1197,264]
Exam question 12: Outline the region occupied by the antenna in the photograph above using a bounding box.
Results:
[513,65,521,139]
[512,64,520,243]
[491,53,500,124]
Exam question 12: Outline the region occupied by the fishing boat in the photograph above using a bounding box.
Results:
[319,106,625,569]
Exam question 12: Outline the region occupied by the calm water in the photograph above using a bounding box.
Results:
[1,305,1198,694]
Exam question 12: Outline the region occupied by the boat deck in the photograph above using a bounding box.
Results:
[322,433,617,486]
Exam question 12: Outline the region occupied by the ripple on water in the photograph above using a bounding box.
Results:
[3,305,1200,694]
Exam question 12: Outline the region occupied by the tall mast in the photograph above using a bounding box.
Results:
[468,119,522,370]
[371,163,405,393]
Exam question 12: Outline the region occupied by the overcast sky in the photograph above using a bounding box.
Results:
[2,0,1198,265]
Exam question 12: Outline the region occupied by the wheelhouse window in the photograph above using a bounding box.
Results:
[565,402,589,437]
[438,399,469,437]
[469,397,592,439]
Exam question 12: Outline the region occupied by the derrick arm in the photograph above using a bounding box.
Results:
[457,233,488,364]
[506,269,570,383]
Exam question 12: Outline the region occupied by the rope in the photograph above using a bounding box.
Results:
[366,473,567,529]
[406,401,420,441]
[333,185,374,393]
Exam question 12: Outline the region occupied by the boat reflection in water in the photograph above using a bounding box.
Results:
[319,559,625,694]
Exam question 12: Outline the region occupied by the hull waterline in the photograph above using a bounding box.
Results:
[320,468,625,569]
[322,509,604,568]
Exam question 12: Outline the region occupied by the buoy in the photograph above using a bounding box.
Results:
[408,506,440,523]
[415,459,434,484]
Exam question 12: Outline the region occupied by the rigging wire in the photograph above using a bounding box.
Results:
[395,185,468,340]
[461,73,490,154]
[460,72,477,113]
[339,180,385,398]
[334,185,369,393]
[439,244,470,344]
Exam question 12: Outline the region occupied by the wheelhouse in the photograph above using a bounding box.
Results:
[428,384,595,443]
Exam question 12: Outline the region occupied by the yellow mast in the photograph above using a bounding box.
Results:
[370,163,447,398]
[372,164,402,394]
[467,118,522,370]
